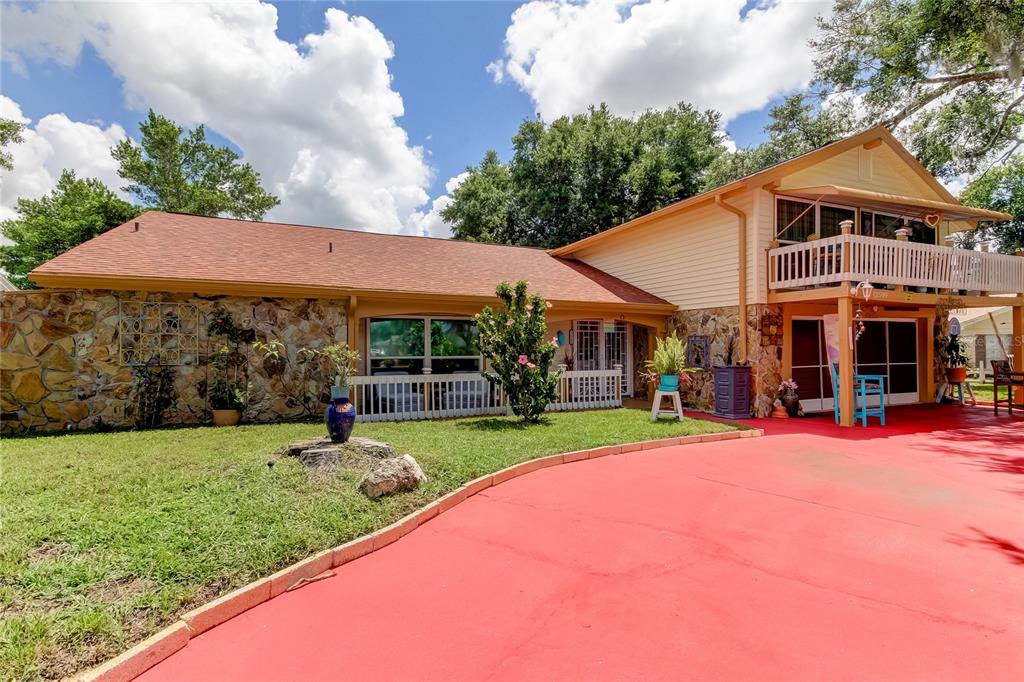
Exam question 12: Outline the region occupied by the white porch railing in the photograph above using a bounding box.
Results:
[768,234,1024,293]
[348,368,623,422]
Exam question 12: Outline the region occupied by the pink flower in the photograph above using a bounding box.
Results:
[518,355,529,365]
[527,362,536,369]
[545,301,553,308]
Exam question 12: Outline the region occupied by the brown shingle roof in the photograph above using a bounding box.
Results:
[31,212,670,307]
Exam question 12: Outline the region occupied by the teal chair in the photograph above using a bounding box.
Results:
[829,363,886,427]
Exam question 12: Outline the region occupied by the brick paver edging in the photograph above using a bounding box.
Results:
[77,427,763,682]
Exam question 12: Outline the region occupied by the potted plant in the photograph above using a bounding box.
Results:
[643,332,696,392]
[778,378,800,418]
[208,345,248,426]
[713,334,751,419]
[299,342,361,400]
[938,335,969,383]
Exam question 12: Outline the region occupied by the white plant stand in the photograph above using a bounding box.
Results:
[650,390,684,422]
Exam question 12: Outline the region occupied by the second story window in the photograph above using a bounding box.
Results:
[776,199,816,242]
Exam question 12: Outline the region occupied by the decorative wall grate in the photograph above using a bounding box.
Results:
[118,301,199,366]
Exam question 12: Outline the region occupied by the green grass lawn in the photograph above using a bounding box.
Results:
[971,382,994,403]
[0,409,739,681]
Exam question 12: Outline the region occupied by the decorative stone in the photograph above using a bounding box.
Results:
[64,401,89,422]
[39,343,74,372]
[346,437,395,459]
[11,372,48,404]
[41,400,65,422]
[0,351,39,371]
[359,455,427,499]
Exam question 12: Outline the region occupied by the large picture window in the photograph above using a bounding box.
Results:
[369,317,480,375]
[776,197,857,242]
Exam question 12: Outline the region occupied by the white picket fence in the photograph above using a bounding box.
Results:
[768,234,1024,293]
[348,368,623,422]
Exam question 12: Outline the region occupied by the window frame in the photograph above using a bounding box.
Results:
[775,195,861,244]
[367,315,482,375]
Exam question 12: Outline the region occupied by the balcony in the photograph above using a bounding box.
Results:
[768,234,1024,294]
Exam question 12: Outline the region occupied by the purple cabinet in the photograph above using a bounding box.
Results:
[713,365,751,419]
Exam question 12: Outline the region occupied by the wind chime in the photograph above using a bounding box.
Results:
[851,280,873,341]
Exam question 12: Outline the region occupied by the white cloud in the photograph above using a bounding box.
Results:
[2,1,433,233]
[0,96,126,221]
[489,0,828,122]
[406,172,469,239]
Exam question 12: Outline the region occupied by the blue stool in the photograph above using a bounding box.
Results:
[829,363,886,427]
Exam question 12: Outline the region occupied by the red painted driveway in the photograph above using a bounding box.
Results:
[142,406,1024,681]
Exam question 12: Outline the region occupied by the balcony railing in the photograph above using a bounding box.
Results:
[768,234,1024,294]
[348,368,623,422]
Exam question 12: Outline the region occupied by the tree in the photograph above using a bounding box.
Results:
[112,110,279,220]
[960,155,1024,253]
[0,170,136,288]
[810,0,1024,177]
[443,103,725,247]
[704,94,855,187]
[0,117,25,171]
[439,151,514,243]
[475,281,558,423]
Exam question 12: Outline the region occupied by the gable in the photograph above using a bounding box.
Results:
[776,142,947,201]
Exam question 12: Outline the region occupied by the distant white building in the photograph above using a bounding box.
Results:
[0,272,16,291]
[953,306,1014,375]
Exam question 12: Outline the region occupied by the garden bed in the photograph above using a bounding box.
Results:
[1,409,743,681]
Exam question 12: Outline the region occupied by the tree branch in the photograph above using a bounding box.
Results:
[921,68,1008,85]
[975,92,1024,157]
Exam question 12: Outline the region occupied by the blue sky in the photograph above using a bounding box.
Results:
[1,0,825,232]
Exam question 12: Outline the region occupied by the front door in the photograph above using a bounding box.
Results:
[792,317,919,412]
[574,320,632,395]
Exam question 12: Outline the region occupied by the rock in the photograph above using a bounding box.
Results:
[11,372,48,404]
[299,446,342,467]
[0,351,39,371]
[64,401,89,423]
[347,437,396,459]
[359,455,426,499]
[281,437,331,457]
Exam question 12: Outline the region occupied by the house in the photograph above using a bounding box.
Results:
[2,126,1022,433]
[951,306,1016,374]
[552,126,1022,423]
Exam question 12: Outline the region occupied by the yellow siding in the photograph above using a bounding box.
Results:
[778,144,945,199]
[574,192,757,310]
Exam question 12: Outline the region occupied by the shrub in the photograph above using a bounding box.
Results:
[298,342,360,387]
[131,358,177,428]
[476,281,558,422]
[642,332,697,386]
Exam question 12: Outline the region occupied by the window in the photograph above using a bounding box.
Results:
[819,205,856,238]
[862,211,933,244]
[368,317,480,375]
[776,199,816,242]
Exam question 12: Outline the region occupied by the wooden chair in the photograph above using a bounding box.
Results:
[991,360,1024,416]
[830,363,886,427]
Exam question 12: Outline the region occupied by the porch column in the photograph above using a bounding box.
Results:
[1014,298,1024,405]
[837,295,855,427]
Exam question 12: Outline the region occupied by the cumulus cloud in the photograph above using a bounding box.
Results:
[0,96,126,221]
[406,172,469,239]
[489,0,827,122]
[2,1,433,233]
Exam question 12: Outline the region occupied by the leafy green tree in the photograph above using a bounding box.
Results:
[960,155,1024,253]
[0,117,25,171]
[112,110,279,220]
[444,103,724,247]
[475,281,558,423]
[0,170,136,288]
[704,94,855,187]
[440,151,514,243]
[810,0,1024,177]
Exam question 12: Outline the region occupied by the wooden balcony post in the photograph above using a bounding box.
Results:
[1014,297,1024,405]
[894,227,911,293]
[839,220,853,289]
[838,295,856,427]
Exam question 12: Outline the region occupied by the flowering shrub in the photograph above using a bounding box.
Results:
[132,357,177,428]
[207,310,247,345]
[475,281,558,423]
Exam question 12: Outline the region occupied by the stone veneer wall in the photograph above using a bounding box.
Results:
[668,304,782,418]
[1,289,347,435]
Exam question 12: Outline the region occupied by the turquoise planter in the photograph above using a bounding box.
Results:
[658,374,679,392]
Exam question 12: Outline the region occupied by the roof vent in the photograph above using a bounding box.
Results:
[132,222,140,232]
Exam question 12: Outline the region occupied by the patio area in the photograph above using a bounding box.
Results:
[138,403,1024,681]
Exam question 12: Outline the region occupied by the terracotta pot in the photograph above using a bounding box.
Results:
[771,404,789,419]
[945,366,968,383]
[212,409,241,427]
